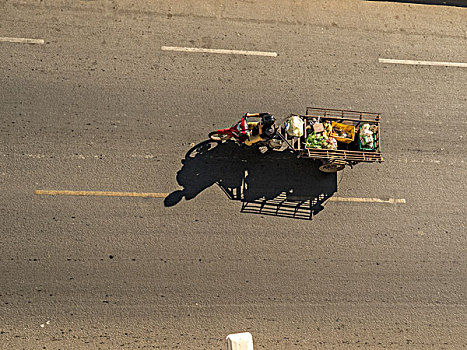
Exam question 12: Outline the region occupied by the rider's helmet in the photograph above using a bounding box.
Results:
[261,113,275,126]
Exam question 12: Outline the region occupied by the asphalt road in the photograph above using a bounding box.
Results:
[1,1,466,349]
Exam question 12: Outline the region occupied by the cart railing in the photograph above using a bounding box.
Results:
[305,107,381,122]
[303,148,383,162]
[281,107,383,163]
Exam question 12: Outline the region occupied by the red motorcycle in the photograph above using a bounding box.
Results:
[208,114,283,150]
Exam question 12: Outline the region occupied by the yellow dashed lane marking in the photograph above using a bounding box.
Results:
[328,197,406,204]
[34,190,168,198]
[34,190,405,204]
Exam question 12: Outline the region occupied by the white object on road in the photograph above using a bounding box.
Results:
[0,37,45,44]
[226,332,254,350]
[379,58,467,68]
[161,46,277,57]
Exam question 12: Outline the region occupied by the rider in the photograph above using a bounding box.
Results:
[244,112,276,146]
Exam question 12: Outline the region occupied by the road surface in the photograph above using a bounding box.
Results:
[1,1,466,349]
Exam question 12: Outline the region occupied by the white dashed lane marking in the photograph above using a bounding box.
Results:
[161,46,278,57]
[0,37,45,44]
[379,58,467,68]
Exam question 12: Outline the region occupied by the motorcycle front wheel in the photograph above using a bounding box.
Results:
[208,131,231,142]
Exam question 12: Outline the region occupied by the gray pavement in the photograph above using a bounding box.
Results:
[1,1,466,349]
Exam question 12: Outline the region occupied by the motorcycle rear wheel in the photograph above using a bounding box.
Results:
[185,140,218,159]
[209,131,231,142]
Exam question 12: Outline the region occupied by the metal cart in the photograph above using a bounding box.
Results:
[279,107,384,172]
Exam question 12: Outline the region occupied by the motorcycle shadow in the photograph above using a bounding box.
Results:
[164,140,338,220]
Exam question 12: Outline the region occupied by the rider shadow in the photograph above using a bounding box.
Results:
[164,141,337,220]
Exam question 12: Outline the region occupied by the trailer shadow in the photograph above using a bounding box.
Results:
[164,140,337,220]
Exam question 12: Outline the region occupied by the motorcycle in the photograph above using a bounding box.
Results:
[208,115,283,150]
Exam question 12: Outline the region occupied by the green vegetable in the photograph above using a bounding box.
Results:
[306,133,326,149]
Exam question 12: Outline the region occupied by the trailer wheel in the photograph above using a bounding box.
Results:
[319,160,345,173]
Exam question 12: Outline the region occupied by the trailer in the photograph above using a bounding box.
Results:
[279,107,384,172]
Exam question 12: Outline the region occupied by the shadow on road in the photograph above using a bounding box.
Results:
[164,141,337,220]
